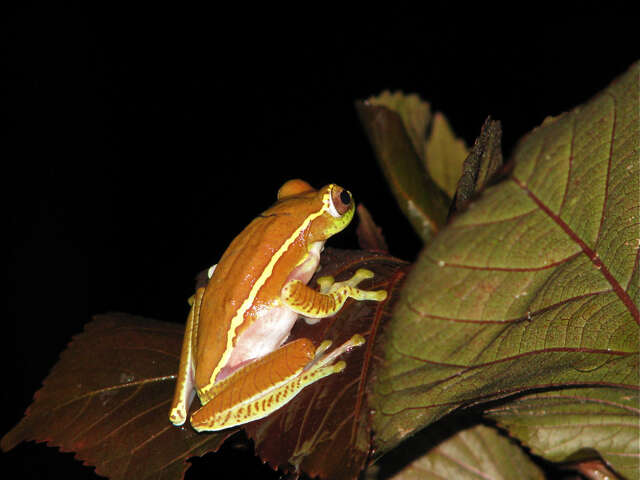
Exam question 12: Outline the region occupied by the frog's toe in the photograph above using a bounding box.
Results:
[316,275,335,293]
[347,268,375,286]
[169,408,187,426]
[314,339,333,356]
[367,289,388,301]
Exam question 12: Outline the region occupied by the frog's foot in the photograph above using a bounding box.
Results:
[309,334,365,371]
[318,269,387,301]
[169,406,187,426]
[283,268,387,323]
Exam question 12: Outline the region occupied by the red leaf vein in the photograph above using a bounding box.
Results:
[511,176,639,325]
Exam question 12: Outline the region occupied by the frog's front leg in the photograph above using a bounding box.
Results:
[282,268,387,323]
[190,334,364,432]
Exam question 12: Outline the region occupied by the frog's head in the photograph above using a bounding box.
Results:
[275,179,355,243]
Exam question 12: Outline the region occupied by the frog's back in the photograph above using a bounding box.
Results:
[193,199,318,390]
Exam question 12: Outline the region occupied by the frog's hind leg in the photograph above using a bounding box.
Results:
[190,337,316,431]
[308,334,365,371]
[189,335,364,432]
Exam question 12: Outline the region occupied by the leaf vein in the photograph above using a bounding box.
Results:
[511,176,639,324]
[486,394,640,415]
[435,447,494,480]
[425,251,582,272]
[100,398,172,446]
[155,434,218,472]
[559,114,577,211]
[595,92,617,245]
[55,375,176,412]
[385,344,634,381]
[406,289,610,324]
[70,385,144,444]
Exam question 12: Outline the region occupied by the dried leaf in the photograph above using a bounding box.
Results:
[451,116,503,215]
[356,204,389,252]
[370,61,639,480]
[566,459,622,480]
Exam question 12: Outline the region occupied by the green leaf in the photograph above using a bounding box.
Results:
[485,387,639,479]
[371,423,545,480]
[370,60,639,480]
[356,93,450,242]
[425,111,469,198]
[364,91,432,164]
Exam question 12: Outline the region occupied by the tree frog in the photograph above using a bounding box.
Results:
[169,179,387,432]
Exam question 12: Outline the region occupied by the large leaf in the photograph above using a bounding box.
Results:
[2,249,409,480]
[370,60,639,479]
[1,314,233,480]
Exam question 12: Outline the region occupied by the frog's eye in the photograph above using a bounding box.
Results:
[328,185,352,217]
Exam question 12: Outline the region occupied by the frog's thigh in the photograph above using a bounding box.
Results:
[169,287,205,425]
[190,338,319,432]
[282,268,387,319]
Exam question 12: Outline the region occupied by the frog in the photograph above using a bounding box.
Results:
[169,179,387,431]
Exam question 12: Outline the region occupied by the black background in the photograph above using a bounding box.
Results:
[3,6,638,479]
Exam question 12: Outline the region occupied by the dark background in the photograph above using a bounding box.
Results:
[3,6,637,479]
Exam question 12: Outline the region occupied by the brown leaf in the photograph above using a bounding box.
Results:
[1,314,233,480]
[245,249,409,480]
[565,459,621,480]
[2,249,409,480]
[356,204,389,252]
[450,116,503,216]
